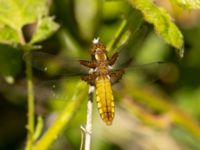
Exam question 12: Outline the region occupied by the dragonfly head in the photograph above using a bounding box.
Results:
[91,38,107,61]
[95,48,107,61]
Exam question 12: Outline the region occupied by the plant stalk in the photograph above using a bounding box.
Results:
[18,29,35,150]
[25,52,35,150]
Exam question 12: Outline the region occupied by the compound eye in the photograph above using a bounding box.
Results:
[95,51,107,61]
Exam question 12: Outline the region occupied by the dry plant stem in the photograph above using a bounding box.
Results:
[25,52,35,150]
[84,85,94,150]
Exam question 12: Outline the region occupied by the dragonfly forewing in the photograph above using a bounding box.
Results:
[24,51,89,77]
[23,51,90,103]
[110,60,169,85]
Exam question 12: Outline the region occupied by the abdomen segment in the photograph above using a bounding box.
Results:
[95,76,115,125]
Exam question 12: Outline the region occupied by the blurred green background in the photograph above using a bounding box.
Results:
[1,0,200,150]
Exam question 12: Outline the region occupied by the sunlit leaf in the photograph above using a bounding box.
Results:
[128,0,184,57]
[171,0,200,9]
[0,0,47,30]
[0,0,59,46]
[0,25,20,44]
[33,116,44,141]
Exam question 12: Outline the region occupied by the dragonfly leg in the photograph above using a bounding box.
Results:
[109,69,125,84]
[81,73,97,85]
[79,60,97,68]
[108,52,119,66]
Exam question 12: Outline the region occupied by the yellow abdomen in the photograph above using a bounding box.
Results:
[95,76,114,125]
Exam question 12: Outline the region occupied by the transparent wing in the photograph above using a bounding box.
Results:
[23,51,89,101]
[111,55,169,84]
[23,51,88,77]
[33,76,81,101]
[126,61,169,82]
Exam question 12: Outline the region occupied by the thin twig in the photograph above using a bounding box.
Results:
[84,85,94,150]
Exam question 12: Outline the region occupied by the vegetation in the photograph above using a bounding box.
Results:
[0,0,200,150]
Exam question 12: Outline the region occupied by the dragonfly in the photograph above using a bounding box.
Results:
[79,38,125,125]
[27,38,166,126]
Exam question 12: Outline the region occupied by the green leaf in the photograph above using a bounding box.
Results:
[33,116,44,141]
[171,0,200,9]
[0,0,59,46]
[0,0,47,30]
[30,17,60,44]
[0,25,20,44]
[128,0,184,57]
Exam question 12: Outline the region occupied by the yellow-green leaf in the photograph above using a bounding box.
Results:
[0,0,59,46]
[0,25,20,44]
[171,0,200,9]
[128,0,184,57]
[0,0,47,30]
[33,116,44,141]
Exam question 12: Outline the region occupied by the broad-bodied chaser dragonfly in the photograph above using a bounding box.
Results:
[80,38,125,125]
[27,38,166,125]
